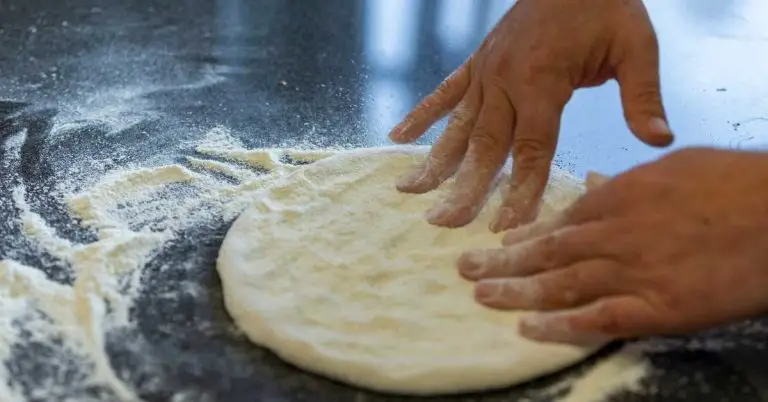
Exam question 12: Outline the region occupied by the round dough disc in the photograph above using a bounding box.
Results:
[217,146,603,395]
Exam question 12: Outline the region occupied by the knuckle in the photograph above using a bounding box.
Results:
[505,221,540,244]
[425,152,448,169]
[656,289,685,314]
[439,64,467,91]
[523,279,546,306]
[533,234,560,268]
[639,273,684,312]
[566,266,589,290]
[512,137,553,167]
[409,102,435,122]
[450,101,476,127]
[470,127,505,150]
[483,73,511,92]
[424,76,467,110]
[522,63,550,82]
[626,83,662,108]
[518,53,557,82]
[506,176,545,209]
[634,29,659,52]
[541,275,577,308]
[593,301,626,335]
[434,77,453,97]
[498,277,544,308]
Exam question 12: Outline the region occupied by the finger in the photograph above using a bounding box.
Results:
[458,238,557,280]
[511,176,637,244]
[457,246,534,280]
[492,222,619,278]
[518,296,656,345]
[585,171,610,191]
[396,84,482,193]
[490,100,563,232]
[615,25,673,147]
[500,171,610,246]
[501,214,565,246]
[426,85,514,228]
[562,172,638,225]
[389,61,472,144]
[463,225,600,280]
[473,260,621,311]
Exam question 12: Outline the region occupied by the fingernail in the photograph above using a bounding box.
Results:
[519,314,551,341]
[458,250,487,277]
[388,120,413,142]
[426,202,449,223]
[397,164,437,192]
[520,313,578,343]
[649,117,672,136]
[475,282,501,301]
[520,315,611,346]
[396,170,424,189]
[426,201,462,226]
[476,279,540,307]
[490,207,515,233]
[427,198,477,228]
[501,226,531,246]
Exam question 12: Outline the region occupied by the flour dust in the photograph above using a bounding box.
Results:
[1,125,318,401]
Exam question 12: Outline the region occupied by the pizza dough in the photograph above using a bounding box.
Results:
[217,146,603,395]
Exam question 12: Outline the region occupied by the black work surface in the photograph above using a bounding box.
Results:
[2,0,768,401]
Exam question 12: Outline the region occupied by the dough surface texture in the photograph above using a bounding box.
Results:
[217,146,601,395]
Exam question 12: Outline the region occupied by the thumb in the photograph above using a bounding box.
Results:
[615,33,673,148]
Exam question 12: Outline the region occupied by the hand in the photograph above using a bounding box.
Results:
[389,0,673,232]
[457,148,768,345]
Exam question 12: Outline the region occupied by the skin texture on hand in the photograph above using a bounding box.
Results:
[458,148,768,345]
[389,0,673,232]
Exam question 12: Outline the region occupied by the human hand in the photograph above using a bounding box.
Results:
[457,148,768,345]
[389,0,673,232]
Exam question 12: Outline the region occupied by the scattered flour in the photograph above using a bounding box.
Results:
[559,345,650,402]
[0,126,652,401]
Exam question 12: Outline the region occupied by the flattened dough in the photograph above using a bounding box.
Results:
[217,146,603,395]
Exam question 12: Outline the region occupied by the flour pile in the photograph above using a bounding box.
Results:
[0,126,652,401]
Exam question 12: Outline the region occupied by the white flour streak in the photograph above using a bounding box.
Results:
[560,346,649,402]
[2,127,316,401]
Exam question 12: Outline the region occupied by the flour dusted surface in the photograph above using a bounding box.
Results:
[217,147,600,395]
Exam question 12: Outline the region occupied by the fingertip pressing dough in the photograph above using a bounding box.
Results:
[217,146,603,395]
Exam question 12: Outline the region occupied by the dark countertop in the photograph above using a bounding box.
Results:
[1,1,768,401]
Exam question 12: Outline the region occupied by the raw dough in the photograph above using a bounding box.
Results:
[217,146,603,395]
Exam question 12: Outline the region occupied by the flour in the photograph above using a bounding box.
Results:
[0,123,653,401]
[0,261,50,401]
[559,345,649,402]
[50,66,225,141]
[0,125,319,401]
